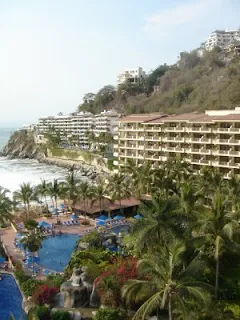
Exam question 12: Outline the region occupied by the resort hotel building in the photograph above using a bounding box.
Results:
[117,67,146,86]
[205,28,240,51]
[36,110,119,147]
[113,108,240,178]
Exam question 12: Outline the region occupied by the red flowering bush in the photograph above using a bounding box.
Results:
[32,284,58,306]
[95,257,138,306]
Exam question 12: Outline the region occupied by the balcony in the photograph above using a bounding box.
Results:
[145,136,161,141]
[145,145,160,151]
[145,127,161,132]
[119,127,144,132]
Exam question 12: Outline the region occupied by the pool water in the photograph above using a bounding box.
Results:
[0,274,26,320]
[38,234,79,272]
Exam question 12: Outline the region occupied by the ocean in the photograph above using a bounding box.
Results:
[0,128,15,151]
[0,128,69,194]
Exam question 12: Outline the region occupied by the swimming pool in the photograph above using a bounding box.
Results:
[38,234,79,272]
[0,274,26,320]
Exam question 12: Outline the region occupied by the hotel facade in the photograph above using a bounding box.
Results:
[36,110,119,147]
[113,108,240,178]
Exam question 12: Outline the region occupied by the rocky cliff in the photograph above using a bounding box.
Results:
[1,130,43,159]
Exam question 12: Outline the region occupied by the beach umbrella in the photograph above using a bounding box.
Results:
[71,214,78,220]
[113,215,124,220]
[49,204,54,208]
[96,220,106,226]
[134,214,142,219]
[0,257,5,263]
[97,215,108,221]
[38,221,52,228]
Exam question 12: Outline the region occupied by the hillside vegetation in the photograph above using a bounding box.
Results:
[78,48,240,115]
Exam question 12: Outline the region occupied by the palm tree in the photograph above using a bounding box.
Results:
[193,192,239,299]
[0,187,13,225]
[20,230,43,275]
[63,171,80,211]
[48,179,64,222]
[198,167,225,203]
[78,181,92,218]
[122,241,210,320]
[91,183,107,215]
[108,173,131,214]
[36,179,50,211]
[228,174,240,212]
[122,160,154,198]
[13,182,36,218]
[129,197,180,253]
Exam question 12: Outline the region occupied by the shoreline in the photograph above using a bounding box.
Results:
[38,156,109,181]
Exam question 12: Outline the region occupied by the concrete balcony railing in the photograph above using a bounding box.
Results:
[145,145,161,150]
[145,127,161,132]
[229,128,240,133]
[145,136,161,141]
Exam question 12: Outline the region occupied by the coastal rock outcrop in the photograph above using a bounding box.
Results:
[1,130,42,159]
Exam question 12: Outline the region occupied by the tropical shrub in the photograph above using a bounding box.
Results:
[95,257,137,307]
[32,284,58,305]
[34,305,51,320]
[80,230,102,248]
[25,219,38,230]
[21,279,42,296]
[46,274,64,289]
[51,311,71,320]
[15,270,30,285]
[93,308,124,320]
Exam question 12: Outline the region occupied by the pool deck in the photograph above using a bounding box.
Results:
[0,216,95,268]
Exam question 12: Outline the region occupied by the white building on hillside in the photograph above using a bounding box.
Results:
[35,111,120,147]
[117,67,146,86]
[205,28,240,51]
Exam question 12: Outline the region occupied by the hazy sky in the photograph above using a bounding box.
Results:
[0,0,239,126]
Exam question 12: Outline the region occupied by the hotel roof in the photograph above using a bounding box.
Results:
[120,113,166,123]
[121,112,240,124]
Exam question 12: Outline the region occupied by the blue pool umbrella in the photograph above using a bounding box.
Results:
[71,214,78,220]
[113,215,124,220]
[134,214,143,219]
[38,221,52,228]
[96,220,106,226]
[49,204,54,208]
[52,208,59,215]
[58,204,65,208]
[97,215,108,221]
[16,233,24,238]
[0,257,5,263]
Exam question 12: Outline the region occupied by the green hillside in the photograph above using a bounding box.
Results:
[78,47,240,115]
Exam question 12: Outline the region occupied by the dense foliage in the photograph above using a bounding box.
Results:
[78,48,240,115]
